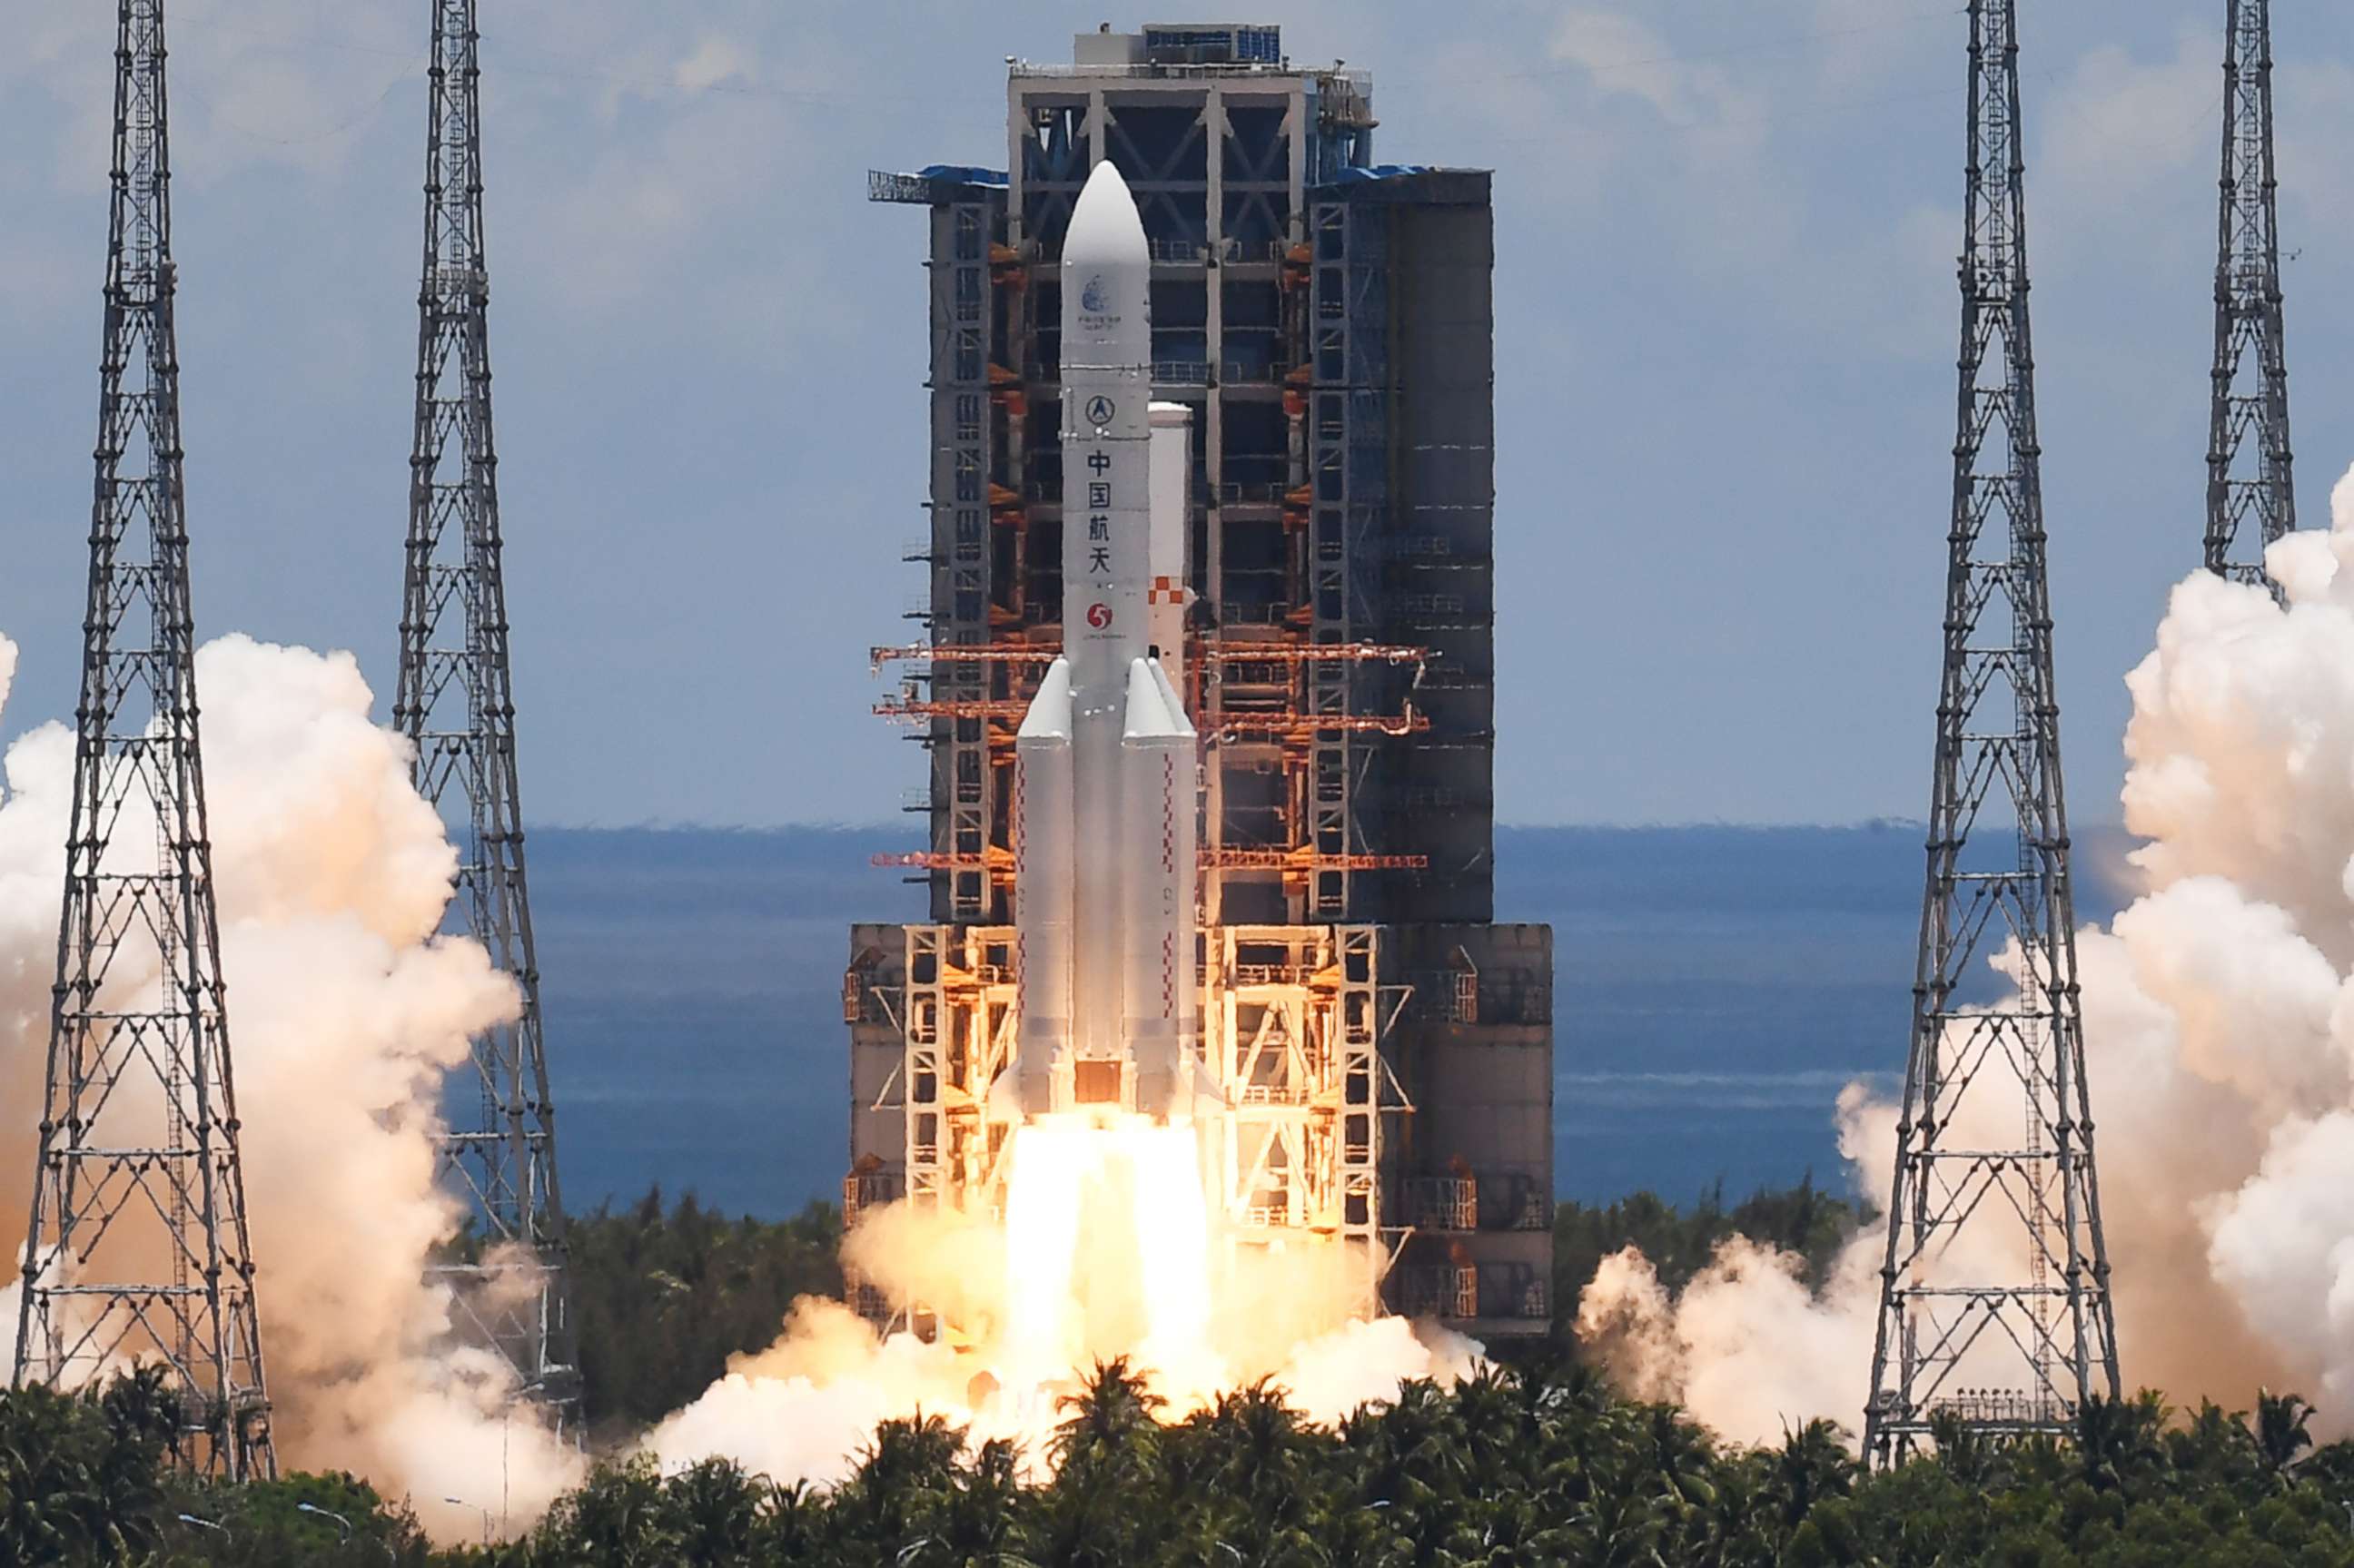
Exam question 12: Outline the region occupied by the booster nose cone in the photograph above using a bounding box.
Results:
[1063,161,1148,266]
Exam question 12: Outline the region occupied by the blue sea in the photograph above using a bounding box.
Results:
[517,824,2134,1219]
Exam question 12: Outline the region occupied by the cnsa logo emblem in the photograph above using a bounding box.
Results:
[1081,274,1108,313]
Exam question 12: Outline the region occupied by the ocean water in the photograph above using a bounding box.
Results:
[513,823,2134,1219]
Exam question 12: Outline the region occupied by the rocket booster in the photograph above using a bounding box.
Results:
[994,162,1212,1125]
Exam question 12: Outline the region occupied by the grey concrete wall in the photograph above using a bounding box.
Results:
[1382,920,1555,1334]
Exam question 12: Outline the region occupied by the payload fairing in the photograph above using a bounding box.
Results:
[990,162,1215,1126]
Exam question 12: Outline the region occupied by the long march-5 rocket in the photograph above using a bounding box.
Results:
[990,162,1216,1126]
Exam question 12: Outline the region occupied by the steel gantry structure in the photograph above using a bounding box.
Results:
[13,0,276,1481]
[393,0,579,1426]
[1864,0,2120,1467]
[2205,0,2296,590]
[848,25,1555,1349]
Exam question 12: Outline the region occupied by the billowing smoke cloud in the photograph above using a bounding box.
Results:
[0,628,1480,1533]
[643,1136,1485,1484]
[0,634,585,1539]
[1579,460,2354,1444]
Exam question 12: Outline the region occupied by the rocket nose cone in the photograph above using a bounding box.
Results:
[1081,159,1132,202]
[1065,160,1146,264]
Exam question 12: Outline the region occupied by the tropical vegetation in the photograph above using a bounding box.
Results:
[10,1187,2349,1564]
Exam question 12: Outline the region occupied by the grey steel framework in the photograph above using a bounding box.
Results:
[1864,0,2120,1467]
[13,0,275,1482]
[2204,0,2296,590]
[394,0,579,1425]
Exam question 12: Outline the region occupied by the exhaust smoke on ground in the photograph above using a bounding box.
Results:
[0,634,1473,1538]
[1578,459,2354,1447]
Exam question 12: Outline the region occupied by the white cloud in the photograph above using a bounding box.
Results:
[1546,8,1771,162]
[2042,26,2217,212]
[673,34,750,94]
[2275,57,2354,244]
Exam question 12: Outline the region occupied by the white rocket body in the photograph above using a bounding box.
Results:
[994,162,1211,1126]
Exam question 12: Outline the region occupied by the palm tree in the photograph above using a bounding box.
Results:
[2251,1388,2318,1485]
[2072,1391,2167,1495]
[1631,1403,1717,1514]
[753,1477,829,1563]
[2168,1398,2260,1489]
[1566,1489,1669,1568]
[1692,1455,1775,1568]
[660,1455,766,1565]
[1928,1408,1994,1490]
[1766,1420,1853,1536]
[836,1410,968,1550]
[934,1437,1037,1566]
[532,1455,685,1568]
[1451,1365,1535,1494]
[1034,1360,1168,1567]
[1049,1357,1167,1475]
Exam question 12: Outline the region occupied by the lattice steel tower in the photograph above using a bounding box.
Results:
[13,0,276,1481]
[1864,0,2120,1467]
[394,0,579,1424]
[2205,0,2296,589]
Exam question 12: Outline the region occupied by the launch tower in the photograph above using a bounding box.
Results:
[850,23,1553,1338]
[394,0,579,1425]
[1864,0,2120,1465]
[2204,0,2297,590]
[14,0,276,1480]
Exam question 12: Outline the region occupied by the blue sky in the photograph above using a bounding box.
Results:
[2,1,2350,827]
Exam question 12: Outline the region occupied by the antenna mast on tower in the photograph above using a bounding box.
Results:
[13,0,276,1481]
[2204,0,2296,589]
[1864,0,2120,1467]
[394,0,579,1425]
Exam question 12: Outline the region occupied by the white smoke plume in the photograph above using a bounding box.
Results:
[0,634,586,1539]
[1578,459,2354,1445]
[643,1152,1486,1484]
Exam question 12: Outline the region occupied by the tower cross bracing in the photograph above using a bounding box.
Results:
[13,0,277,1482]
[393,0,579,1425]
[1864,0,2121,1467]
[2204,0,2296,590]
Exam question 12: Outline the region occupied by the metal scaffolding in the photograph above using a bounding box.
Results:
[1865,0,2120,1467]
[393,0,579,1427]
[1303,203,1387,920]
[1208,925,1409,1307]
[2204,0,2296,591]
[13,0,276,1482]
[859,922,1410,1334]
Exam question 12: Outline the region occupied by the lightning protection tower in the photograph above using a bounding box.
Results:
[394,0,579,1426]
[2204,0,2296,591]
[13,0,276,1481]
[1864,0,2121,1467]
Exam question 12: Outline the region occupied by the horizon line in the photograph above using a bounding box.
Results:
[529,816,2139,835]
